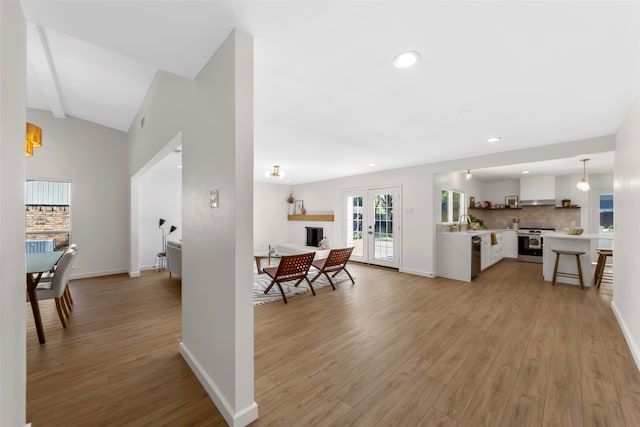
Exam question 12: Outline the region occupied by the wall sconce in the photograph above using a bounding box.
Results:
[26,123,42,157]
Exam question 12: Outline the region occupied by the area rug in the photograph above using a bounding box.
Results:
[253,271,353,305]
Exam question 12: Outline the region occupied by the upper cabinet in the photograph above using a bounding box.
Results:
[520,176,555,201]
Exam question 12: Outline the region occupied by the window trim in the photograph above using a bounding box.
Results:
[441,187,466,225]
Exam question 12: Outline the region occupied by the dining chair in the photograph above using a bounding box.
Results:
[39,244,78,313]
[35,249,76,328]
[309,247,355,290]
[262,252,316,304]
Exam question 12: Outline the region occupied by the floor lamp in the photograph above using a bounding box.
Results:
[158,219,177,270]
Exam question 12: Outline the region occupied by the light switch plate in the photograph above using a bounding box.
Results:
[210,189,218,208]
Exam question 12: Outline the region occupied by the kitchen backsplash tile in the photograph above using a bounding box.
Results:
[468,206,580,231]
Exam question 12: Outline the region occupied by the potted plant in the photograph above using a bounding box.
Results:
[468,215,485,229]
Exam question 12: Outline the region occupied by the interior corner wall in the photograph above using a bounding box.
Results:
[127,29,256,426]
[0,2,27,426]
[612,93,640,370]
[25,109,129,279]
[253,182,290,252]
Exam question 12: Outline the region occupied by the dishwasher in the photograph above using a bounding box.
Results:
[471,236,481,279]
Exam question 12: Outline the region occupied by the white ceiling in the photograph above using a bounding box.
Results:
[21,1,640,184]
[470,151,615,181]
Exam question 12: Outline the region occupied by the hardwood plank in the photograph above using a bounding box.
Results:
[542,351,583,426]
[512,356,552,399]
[25,260,639,426]
[419,407,457,427]
[620,392,640,427]
[581,376,626,427]
[499,392,545,427]
[458,361,518,426]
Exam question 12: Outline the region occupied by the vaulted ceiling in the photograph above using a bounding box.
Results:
[22,1,640,184]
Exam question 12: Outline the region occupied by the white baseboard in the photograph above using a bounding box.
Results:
[179,342,259,427]
[611,301,640,372]
[129,270,141,278]
[70,268,129,280]
[399,267,436,278]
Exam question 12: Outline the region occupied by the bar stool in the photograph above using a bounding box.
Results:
[593,249,613,289]
[551,250,585,290]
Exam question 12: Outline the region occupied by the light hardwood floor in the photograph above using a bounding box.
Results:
[27,260,640,426]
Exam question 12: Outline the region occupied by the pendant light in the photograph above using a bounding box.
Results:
[264,165,285,179]
[576,158,590,192]
[465,169,472,180]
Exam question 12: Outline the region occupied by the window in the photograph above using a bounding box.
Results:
[25,179,71,252]
[441,188,465,223]
[599,194,613,232]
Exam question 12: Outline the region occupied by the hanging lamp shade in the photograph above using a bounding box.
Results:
[26,122,42,148]
[576,159,590,192]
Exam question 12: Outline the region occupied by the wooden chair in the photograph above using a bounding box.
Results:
[263,252,316,304]
[309,247,355,290]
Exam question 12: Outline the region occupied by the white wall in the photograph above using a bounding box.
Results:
[138,150,182,269]
[478,179,520,206]
[26,109,129,278]
[253,182,290,252]
[0,2,27,425]
[291,135,615,278]
[127,30,257,426]
[612,93,640,370]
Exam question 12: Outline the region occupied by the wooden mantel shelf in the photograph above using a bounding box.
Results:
[287,214,334,222]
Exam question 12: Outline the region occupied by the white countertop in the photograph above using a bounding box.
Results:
[542,231,613,240]
[438,228,516,237]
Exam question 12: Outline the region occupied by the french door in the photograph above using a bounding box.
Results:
[344,186,401,268]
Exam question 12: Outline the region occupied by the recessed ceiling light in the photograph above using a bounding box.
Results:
[368,163,376,167]
[487,137,501,143]
[177,165,183,168]
[393,51,420,68]
[521,170,530,174]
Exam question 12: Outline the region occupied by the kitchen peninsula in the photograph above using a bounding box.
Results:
[437,229,518,282]
[542,232,613,287]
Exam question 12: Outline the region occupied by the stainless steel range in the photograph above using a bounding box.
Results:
[517,227,555,263]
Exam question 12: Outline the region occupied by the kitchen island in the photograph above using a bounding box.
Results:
[542,232,613,287]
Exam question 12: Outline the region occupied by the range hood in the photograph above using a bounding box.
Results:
[519,199,556,206]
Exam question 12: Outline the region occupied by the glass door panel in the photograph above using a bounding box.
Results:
[345,194,365,262]
[345,187,400,268]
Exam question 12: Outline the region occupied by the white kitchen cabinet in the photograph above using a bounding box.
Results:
[481,235,491,270]
[520,176,555,201]
[503,230,518,258]
[490,231,505,265]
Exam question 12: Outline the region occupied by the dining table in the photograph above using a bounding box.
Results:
[26,251,64,344]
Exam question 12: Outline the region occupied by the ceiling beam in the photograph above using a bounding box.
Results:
[28,23,65,118]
